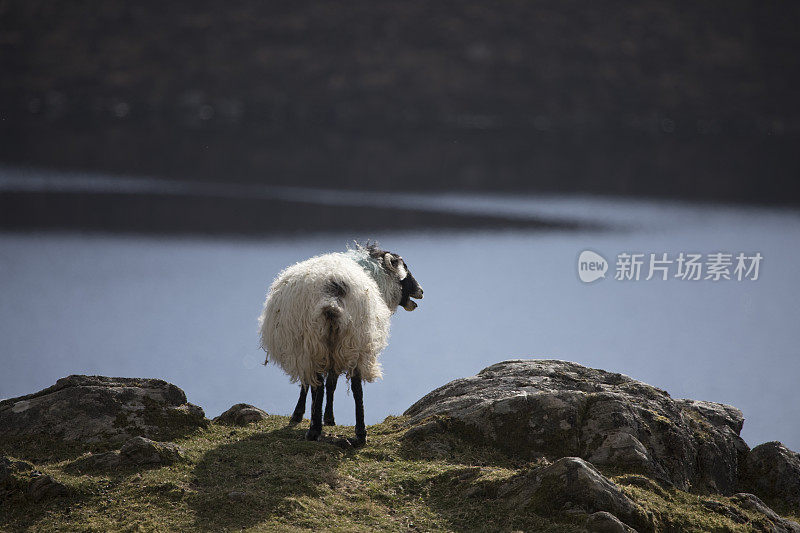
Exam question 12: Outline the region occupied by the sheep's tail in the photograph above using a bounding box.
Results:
[303,302,341,387]
[310,279,348,386]
[322,303,342,344]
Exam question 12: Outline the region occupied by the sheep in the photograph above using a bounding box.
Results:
[258,243,423,444]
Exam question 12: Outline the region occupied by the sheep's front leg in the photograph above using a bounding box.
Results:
[305,374,325,441]
[351,369,366,446]
[290,384,308,424]
[323,373,338,426]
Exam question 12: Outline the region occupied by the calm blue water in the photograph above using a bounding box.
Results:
[1,181,799,451]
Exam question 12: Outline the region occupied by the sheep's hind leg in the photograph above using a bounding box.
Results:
[305,374,325,441]
[351,369,366,446]
[323,373,338,426]
[289,384,308,424]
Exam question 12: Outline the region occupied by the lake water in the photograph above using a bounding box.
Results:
[1,184,798,451]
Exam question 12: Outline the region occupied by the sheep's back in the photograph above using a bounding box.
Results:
[258,253,391,385]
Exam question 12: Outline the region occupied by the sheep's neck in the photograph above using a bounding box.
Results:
[345,251,395,306]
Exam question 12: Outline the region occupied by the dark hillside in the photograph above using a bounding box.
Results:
[1,1,799,203]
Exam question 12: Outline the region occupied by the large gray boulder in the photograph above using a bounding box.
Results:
[404,359,748,493]
[740,441,800,509]
[0,375,207,447]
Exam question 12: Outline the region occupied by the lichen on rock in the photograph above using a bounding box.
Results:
[404,359,749,493]
[0,375,207,449]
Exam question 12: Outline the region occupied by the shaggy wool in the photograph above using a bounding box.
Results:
[258,247,399,386]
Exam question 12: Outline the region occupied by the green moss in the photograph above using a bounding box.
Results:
[614,476,786,532]
[1,415,797,532]
[650,411,674,427]
[681,408,718,443]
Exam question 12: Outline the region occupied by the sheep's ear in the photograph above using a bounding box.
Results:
[383,253,396,271]
[384,253,408,280]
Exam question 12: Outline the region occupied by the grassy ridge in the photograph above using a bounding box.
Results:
[1,415,798,532]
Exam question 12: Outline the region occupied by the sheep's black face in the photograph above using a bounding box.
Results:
[367,245,423,311]
[399,267,423,311]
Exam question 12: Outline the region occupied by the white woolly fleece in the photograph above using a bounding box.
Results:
[258,248,400,386]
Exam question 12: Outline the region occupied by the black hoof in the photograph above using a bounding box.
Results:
[323,417,336,426]
[305,428,321,441]
[288,414,303,425]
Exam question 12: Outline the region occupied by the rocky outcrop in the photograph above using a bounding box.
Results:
[66,437,186,472]
[0,375,207,446]
[498,457,653,532]
[404,359,800,531]
[740,442,800,509]
[404,359,749,494]
[213,404,269,426]
[731,493,800,533]
[2,364,797,531]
